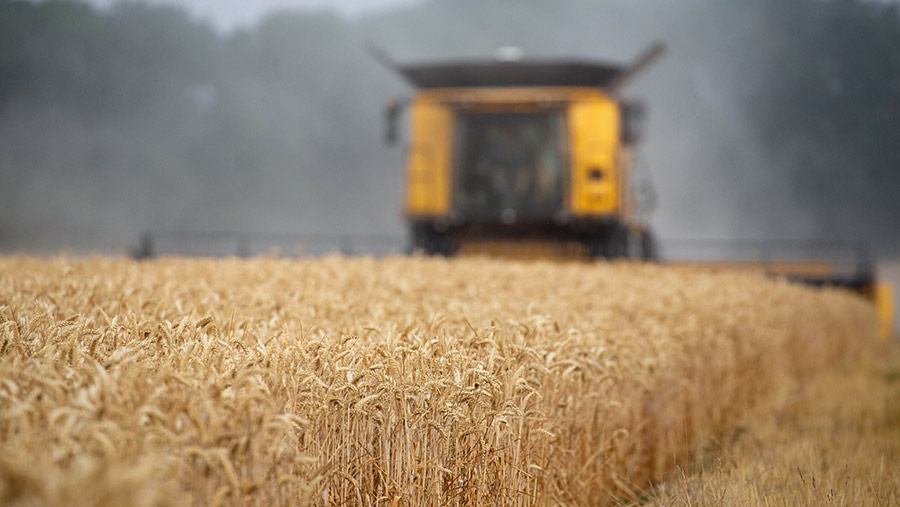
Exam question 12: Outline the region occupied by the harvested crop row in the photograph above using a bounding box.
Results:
[0,256,878,505]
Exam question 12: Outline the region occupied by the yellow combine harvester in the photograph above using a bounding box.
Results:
[382,44,664,259]
[379,43,894,338]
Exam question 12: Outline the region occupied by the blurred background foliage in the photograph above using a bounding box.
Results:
[0,0,898,253]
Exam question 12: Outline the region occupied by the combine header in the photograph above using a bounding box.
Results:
[376,43,895,337]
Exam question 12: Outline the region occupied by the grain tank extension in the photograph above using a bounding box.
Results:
[382,44,665,259]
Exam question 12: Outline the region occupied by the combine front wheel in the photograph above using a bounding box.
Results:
[640,229,658,260]
[410,223,457,256]
[586,226,629,259]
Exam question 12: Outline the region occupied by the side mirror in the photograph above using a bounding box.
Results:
[384,98,406,146]
[621,101,646,145]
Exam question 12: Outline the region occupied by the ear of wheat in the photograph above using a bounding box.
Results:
[0,256,877,505]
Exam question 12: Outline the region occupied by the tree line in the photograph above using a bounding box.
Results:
[1,0,898,253]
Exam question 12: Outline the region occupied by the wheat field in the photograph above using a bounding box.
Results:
[0,255,880,505]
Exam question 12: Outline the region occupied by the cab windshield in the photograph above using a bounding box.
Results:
[453,112,566,220]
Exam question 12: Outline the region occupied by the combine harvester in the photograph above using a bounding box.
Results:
[374,43,895,338]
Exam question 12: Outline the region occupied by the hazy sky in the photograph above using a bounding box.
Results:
[82,0,420,30]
